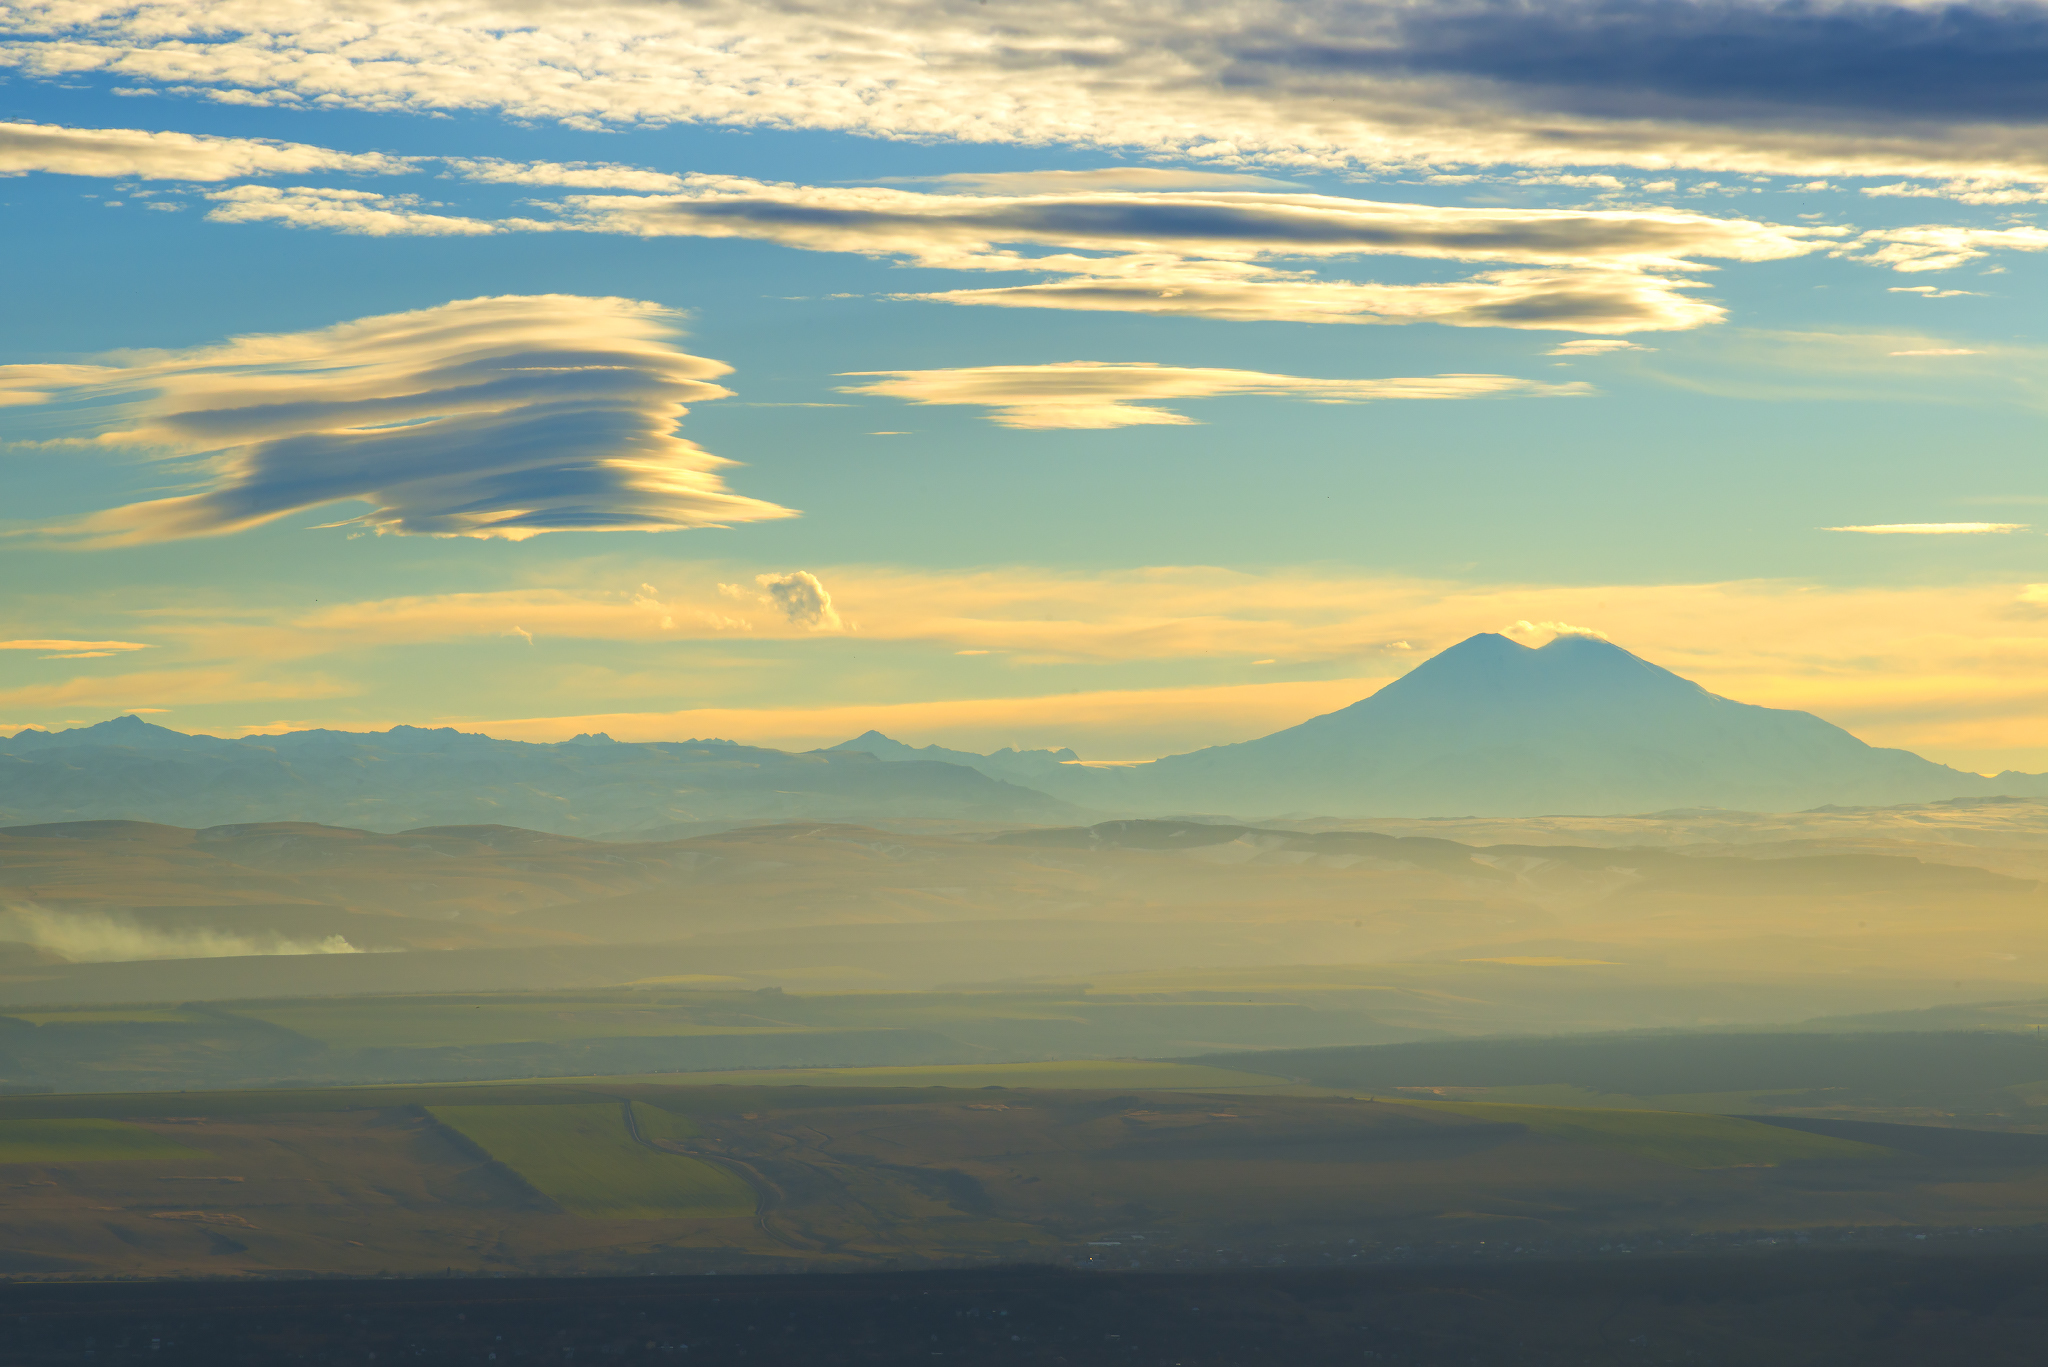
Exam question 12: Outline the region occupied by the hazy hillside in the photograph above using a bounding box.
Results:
[0,717,1075,833]
[5,816,2046,1060]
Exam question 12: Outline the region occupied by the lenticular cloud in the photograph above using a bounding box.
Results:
[0,295,795,543]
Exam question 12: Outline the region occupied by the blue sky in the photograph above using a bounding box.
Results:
[5,1,2048,770]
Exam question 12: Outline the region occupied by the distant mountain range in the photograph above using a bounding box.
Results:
[837,632,2048,817]
[0,717,1074,834]
[6,633,2046,826]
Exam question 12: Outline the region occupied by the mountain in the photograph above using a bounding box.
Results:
[837,633,2048,817]
[0,720,1078,834]
[826,729,1079,784]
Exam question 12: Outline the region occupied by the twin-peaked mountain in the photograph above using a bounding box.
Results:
[5,633,2043,829]
[840,632,2048,817]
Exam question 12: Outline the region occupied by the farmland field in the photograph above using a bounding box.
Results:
[1403,1100,1895,1168]
[429,1101,756,1219]
[0,1119,199,1164]
[2,1079,2046,1281]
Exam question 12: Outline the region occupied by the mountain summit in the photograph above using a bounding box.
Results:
[1136,631,2020,815]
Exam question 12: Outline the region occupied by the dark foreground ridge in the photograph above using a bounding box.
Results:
[10,1251,2048,1365]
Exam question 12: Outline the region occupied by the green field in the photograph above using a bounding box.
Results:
[0,1118,202,1164]
[1404,1100,1895,1168]
[483,1059,1299,1091]
[429,1101,757,1219]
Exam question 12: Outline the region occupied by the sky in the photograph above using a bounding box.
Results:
[5,0,2048,771]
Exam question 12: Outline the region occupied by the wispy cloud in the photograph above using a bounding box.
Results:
[205,185,513,236]
[881,169,1306,194]
[1824,522,2023,534]
[1888,348,1982,356]
[559,178,1832,272]
[1545,339,1655,356]
[1846,225,2048,273]
[839,361,1588,428]
[1889,285,1984,298]
[0,638,154,659]
[0,120,410,179]
[4,295,795,544]
[202,174,1837,333]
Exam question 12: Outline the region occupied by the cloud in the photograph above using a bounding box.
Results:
[0,639,151,652]
[1824,522,2022,533]
[5,295,795,544]
[204,185,512,236]
[1887,348,1982,356]
[561,178,1828,272]
[12,2,2048,185]
[554,178,1834,331]
[1502,619,1610,642]
[0,667,349,710]
[0,120,409,179]
[1545,338,1654,355]
[1847,225,2048,273]
[755,571,843,630]
[838,361,1589,429]
[906,263,1723,332]
[75,161,1844,334]
[1888,285,1984,298]
[887,169,1306,193]
[441,157,690,191]
[1863,180,2048,206]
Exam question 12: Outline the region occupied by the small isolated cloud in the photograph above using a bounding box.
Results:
[0,121,411,180]
[1502,620,1610,642]
[8,294,794,544]
[839,362,1590,429]
[756,571,842,630]
[1888,348,1982,356]
[1545,339,1655,356]
[1889,285,1984,298]
[1824,522,2023,534]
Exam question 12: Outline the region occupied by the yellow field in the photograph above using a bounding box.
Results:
[1402,1100,1894,1169]
[429,1101,756,1219]
[0,1119,201,1164]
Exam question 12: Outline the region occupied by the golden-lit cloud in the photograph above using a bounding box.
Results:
[5,295,794,544]
[0,668,349,711]
[1824,523,2024,534]
[839,362,1588,429]
[0,120,409,179]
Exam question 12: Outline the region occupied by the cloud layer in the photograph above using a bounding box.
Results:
[0,119,407,179]
[840,362,1589,428]
[3,295,794,543]
[10,1,2048,182]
